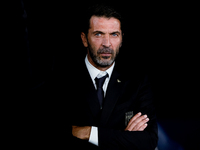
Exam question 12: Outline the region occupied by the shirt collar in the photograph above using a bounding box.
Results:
[85,55,115,80]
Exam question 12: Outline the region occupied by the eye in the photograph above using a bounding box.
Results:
[111,33,118,37]
[95,33,102,37]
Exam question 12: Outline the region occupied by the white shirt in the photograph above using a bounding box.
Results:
[85,55,115,146]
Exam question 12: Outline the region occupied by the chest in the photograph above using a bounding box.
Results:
[70,77,140,129]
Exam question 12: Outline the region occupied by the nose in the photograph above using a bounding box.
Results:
[102,35,111,47]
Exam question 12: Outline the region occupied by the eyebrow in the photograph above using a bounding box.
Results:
[92,31,121,35]
[110,31,121,35]
[93,31,104,34]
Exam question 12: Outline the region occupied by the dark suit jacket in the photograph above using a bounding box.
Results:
[63,58,158,150]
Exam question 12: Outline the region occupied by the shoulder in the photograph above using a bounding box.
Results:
[114,61,149,85]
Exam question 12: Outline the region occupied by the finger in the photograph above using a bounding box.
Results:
[126,115,148,131]
[126,112,142,129]
[130,115,147,128]
[125,112,141,130]
[132,117,149,131]
[138,123,148,131]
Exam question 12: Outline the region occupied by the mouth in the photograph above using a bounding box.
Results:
[100,53,112,57]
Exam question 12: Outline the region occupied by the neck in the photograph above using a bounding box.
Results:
[87,53,113,71]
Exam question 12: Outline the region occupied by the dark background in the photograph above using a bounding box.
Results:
[7,0,199,149]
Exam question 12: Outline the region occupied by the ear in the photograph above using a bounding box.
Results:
[81,32,88,47]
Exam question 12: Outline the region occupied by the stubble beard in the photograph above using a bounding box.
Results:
[88,43,120,68]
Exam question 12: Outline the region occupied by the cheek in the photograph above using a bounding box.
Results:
[90,38,102,49]
[111,38,122,49]
[91,38,102,45]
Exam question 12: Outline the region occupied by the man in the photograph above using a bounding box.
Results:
[68,4,158,150]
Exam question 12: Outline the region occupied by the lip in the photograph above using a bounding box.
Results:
[100,53,112,56]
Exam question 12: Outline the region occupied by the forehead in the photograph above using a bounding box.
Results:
[89,16,121,32]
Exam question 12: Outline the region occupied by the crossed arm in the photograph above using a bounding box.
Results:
[72,112,149,140]
[71,76,158,149]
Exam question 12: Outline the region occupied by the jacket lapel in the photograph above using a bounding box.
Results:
[79,61,127,126]
[100,69,125,126]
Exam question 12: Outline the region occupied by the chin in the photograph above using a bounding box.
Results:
[101,56,111,59]
[98,59,114,67]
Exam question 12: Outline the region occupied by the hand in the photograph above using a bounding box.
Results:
[72,126,91,140]
[125,112,149,131]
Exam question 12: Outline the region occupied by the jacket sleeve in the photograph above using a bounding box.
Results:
[98,75,158,150]
[98,128,157,150]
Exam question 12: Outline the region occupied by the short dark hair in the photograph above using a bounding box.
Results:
[82,4,123,35]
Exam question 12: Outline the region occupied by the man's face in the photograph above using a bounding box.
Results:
[81,16,122,69]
